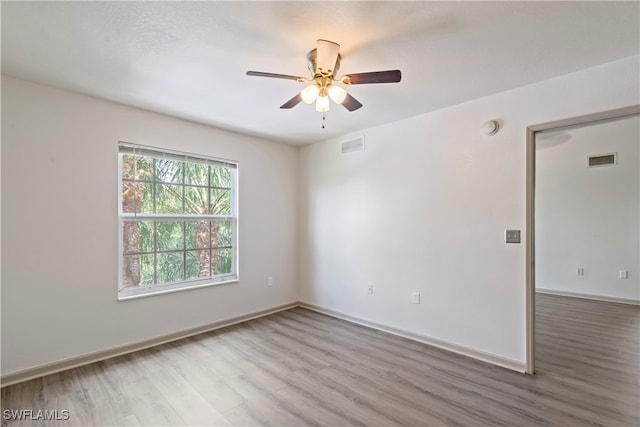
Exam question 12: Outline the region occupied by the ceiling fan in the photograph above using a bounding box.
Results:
[247,39,401,127]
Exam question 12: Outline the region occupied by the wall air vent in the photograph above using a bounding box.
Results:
[588,153,617,167]
[341,136,365,155]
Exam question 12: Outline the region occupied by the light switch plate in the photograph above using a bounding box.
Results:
[505,230,521,243]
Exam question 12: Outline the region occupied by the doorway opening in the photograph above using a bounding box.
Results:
[525,105,640,374]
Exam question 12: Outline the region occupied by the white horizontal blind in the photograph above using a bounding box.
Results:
[119,141,237,169]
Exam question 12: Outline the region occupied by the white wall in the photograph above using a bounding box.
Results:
[1,76,299,375]
[299,56,640,366]
[536,115,639,301]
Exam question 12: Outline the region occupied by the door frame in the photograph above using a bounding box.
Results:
[525,104,640,375]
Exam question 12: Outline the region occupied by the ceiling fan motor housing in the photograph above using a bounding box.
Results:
[307,48,341,78]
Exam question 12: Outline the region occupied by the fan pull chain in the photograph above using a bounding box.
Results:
[321,113,326,129]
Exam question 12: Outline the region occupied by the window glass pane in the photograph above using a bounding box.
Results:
[138,221,155,253]
[185,221,196,250]
[122,221,140,254]
[185,220,210,250]
[155,159,183,184]
[156,221,184,251]
[156,251,184,284]
[155,184,183,214]
[122,181,144,213]
[123,253,154,286]
[121,155,137,180]
[210,189,231,215]
[185,250,199,280]
[134,182,153,214]
[186,250,210,280]
[140,254,155,285]
[212,248,233,275]
[184,186,208,214]
[212,221,233,248]
[122,155,153,181]
[211,166,231,189]
[121,254,141,287]
[122,221,154,254]
[185,163,209,186]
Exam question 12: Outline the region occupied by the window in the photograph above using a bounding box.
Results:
[118,142,238,299]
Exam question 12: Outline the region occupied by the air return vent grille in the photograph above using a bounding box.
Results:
[341,136,365,154]
[588,153,617,167]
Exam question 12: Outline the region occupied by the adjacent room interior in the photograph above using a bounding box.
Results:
[1,1,639,426]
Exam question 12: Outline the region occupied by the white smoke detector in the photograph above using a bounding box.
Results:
[482,120,499,136]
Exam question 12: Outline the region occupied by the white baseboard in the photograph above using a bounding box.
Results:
[2,299,529,387]
[536,288,640,305]
[298,301,527,374]
[1,302,298,387]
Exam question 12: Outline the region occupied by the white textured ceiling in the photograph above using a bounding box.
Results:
[2,1,638,145]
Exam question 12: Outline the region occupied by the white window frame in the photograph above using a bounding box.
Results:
[117,142,239,300]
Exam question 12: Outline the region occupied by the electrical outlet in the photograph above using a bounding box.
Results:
[619,270,629,279]
[267,277,273,287]
[412,292,420,304]
[576,267,584,276]
[367,285,374,295]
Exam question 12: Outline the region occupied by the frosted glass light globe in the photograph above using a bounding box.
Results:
[301,85,320,104]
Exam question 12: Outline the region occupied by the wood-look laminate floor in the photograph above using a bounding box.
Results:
[2,294,639,426]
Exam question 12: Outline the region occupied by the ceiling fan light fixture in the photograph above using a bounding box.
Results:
[301,85,320,104]
[316,95,330,112]
[247,38,401,124]
[328,85,347,104]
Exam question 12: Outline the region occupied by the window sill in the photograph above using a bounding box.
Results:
[117,277,239,301]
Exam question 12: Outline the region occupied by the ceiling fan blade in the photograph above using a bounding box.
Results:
[280,93,303,109]
[341,93,363,112]
[247,71,304,81]
[343,70,402,84]
[316,39,340,75]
